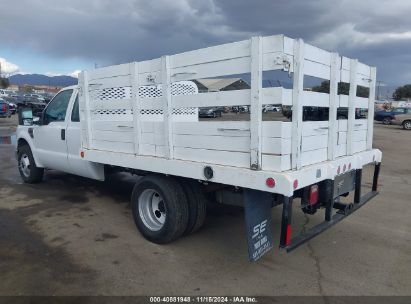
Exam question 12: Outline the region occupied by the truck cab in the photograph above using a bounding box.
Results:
[16,86,104,182]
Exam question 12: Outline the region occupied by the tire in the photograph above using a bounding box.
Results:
[17,144,44,184]
[179,179,207,235]
[382,117,391,125]
[403,120,411,130]
[131,175,189,244]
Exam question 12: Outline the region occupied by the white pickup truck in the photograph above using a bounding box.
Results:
[16,35,382,261]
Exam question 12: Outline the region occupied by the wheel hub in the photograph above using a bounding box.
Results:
[19,154,31,178]
[139,189,166,231]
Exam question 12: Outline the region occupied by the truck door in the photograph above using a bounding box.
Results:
[65,92,104,180]
[34,89,73,172]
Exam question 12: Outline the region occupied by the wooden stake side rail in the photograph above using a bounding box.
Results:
[78,35,377,173]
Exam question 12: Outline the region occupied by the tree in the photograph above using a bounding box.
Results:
[393,84,411,101]
[312,80,369,98]
[0,77,9,89]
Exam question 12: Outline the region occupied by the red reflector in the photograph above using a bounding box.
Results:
[80,151,85,158]
[309,185,319,205]
[2,104,6,112]
[343,164,347,172]
[348,163,352,170]
[337,166,341,175]
[266,178,276,188]
[293,179,299,189]
[286,224,291,246]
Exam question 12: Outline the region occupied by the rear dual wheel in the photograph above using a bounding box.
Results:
[131,175,206,244]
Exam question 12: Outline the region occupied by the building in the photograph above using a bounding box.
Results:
[193,78,250,92]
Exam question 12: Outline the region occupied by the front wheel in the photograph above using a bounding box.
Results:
[382,117,392,125]
[403,120,411,130]
[17,144,44,183]
[131,175,189,244]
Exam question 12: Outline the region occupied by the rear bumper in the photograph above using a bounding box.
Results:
[280,162,381,252]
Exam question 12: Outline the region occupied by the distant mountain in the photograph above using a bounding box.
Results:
[9,74,78,87]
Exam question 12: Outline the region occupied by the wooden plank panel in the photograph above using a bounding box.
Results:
[356,97,369,109]
[138,58,161,73]
[304,60,330,80]
[172,134,291,155]
[171,39,251,69]
[339,95,349,107]
[302,121,329,136]
[171,57,251,82]
[93,130,134,143]
[304,43,331,66]
[338,132,347,145]
[88,75,131,90]
[92,121,133,131]
[92,140,134,154]
[301,148,328,167]
[174,147,250,168]
[88,63,131,81]
[352,141,367,153]
[262,154,291,172]
[262,35,285,54]
[336,144,347,157]
[303,91,329,107]
[172,121,292,138]
[302,134,328,152]
[353,130,367,142]
[90,99,132,110]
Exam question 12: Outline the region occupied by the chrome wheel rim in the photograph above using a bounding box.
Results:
[405,122,411,130]
[138,189,166,231]
[20,153,31,178]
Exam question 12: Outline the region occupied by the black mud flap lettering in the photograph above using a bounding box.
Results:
[243,189,274,262]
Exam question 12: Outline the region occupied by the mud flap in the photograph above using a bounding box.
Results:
[243,189,274,262]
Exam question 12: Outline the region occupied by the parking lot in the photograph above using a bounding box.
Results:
[0,114,410,296]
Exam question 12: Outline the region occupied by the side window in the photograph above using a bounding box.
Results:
[71,95,80,122]
[44,90,73,124]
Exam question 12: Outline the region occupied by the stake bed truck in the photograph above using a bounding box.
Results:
[16,35,382,261]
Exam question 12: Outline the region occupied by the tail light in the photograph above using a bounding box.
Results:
[2,104,6,112]
[309,185,319,205]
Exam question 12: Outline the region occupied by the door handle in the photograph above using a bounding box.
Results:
[61,129,66,141]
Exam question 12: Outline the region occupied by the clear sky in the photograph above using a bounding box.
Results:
[1,0,410,93]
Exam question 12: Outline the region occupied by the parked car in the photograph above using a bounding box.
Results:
[199,107,223,118]
[389,108,411,130]
[282,106,367,121]
[263,105,281,113]
[24,93,46,103]
[374,107,409,125]
[0,99,11,118]
[3,99,17,114]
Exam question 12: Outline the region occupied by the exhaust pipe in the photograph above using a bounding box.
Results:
[333,202,354,215]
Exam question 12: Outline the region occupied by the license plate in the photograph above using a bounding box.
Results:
[333,170,356,198]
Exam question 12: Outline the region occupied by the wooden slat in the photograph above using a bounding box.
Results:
[92,121,133,131]
[347,59,359,156]
[171,39,251,69]
[92,140,134,154]
[304,43,331,66]
[90,99,132,110]
[88,63,131,81]
[304,60,331,80]
[131,62,142,154]
[327,53,340,160]
[162,56,173,159]
[262,154,291,172]
[250,36,263,170]
[93,130,134,143]
[171,57,251,82]
[303,91,330,107]
[291,39,305,170]
[88,75,132,90]
[301,148,328,166]
[367,67,377,150]
[302,135,328,152]
[302,121,329,136]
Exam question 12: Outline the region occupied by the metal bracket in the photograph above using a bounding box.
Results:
[275,55,292,77]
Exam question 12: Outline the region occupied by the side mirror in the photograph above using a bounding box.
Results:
[18,107,34,126]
